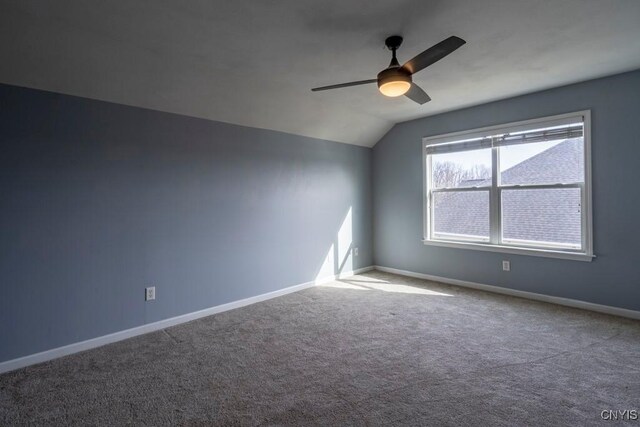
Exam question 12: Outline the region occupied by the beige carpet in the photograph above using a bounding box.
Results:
[1,271,639,425]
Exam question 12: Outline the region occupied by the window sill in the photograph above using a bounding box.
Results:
[422,239,594,262]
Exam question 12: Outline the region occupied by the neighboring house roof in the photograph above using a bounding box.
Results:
[501,138,584,185]
[433,138,583,246]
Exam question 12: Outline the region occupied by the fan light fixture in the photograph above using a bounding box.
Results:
[377,67,412,97]
[379,81,411,97]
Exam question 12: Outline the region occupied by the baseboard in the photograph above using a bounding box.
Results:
[0,266,374,374]
[374,265,640,320]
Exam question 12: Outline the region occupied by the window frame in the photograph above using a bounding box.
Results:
[423,110,594,262]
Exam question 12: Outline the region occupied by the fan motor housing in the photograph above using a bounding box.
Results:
[377,67,412,88]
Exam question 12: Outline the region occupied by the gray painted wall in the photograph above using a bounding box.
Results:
[373,70,640,311]
[0,84,372,363]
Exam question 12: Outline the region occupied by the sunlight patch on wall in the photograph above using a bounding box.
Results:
[337,207,353,274]
[315,244,335,284]
[315,207,355,284]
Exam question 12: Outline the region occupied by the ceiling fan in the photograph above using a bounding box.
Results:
[311,35,466,105]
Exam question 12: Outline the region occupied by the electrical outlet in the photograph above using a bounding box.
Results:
[145,286,156,301]
[354,247,359,257]
[502,261,511,272]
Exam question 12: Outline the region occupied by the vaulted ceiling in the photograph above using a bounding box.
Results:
[1,0,639,147]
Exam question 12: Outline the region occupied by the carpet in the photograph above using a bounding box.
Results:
[1,271,639,425]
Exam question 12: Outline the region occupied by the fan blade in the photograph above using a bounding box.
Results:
[311,79,377,92]
[401,36,466,75]
[405,83,431,105]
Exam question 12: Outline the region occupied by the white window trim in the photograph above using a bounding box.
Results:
[422,110,594,262]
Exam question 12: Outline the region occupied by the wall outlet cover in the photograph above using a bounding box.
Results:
[145,286,156,301]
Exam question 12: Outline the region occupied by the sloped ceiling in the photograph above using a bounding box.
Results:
[1,0,639,147]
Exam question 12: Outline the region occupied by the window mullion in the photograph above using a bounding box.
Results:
[490,144,501,244]
[499,183,582,190]
[425,154,433,241]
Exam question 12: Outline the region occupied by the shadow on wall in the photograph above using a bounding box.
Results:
[315,207,354,283]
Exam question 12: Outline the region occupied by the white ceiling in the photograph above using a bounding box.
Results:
[1,0,639,147]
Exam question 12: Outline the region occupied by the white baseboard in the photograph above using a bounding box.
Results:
[374,265,640,320]
[0,266,374,374]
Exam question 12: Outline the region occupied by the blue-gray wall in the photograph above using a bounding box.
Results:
[373,70,640,311]
[0,84,372,363]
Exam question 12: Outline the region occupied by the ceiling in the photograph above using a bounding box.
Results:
[1,1,639,147]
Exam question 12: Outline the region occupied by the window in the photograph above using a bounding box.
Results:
[423,111,593,261]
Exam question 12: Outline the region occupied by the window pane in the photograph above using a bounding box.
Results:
[500,138,584,185]
[433,191,489,240]
[431,148,491,189]
[502,188,582,248]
